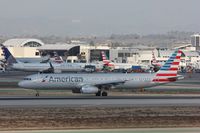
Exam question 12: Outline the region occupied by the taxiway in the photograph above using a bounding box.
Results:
[0,96,200,107]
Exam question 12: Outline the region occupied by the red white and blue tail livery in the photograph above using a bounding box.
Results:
[101,51,110,64]
[153,49,182,83]
[151,50,161,67]
[101,51,115,70]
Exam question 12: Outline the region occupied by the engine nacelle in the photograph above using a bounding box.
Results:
[80,85,99,94]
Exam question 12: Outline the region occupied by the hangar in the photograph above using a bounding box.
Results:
[0,39,44,61]
[37,44,79,56]
[0,39,81,62]
[37,44,80,61]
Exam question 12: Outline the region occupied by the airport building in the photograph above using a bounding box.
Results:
[0,39,83,62]
[79,44,110,63]
[191,34,200,51]
[1,38,44,59]
[1,38,200,68]
[109,47,139,64]
[37,43,80,61]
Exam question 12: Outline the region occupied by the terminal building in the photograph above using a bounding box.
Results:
[0,39,82,63]
[0,37,200,68]
[2,38,44,58]
[191,34,200,51]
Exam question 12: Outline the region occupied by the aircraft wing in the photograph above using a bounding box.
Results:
[40,58,50,63]
[94,79,129,88]
[40,62,55,73]
[78,79,129,89]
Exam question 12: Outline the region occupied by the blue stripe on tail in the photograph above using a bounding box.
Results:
[1,46,17,64]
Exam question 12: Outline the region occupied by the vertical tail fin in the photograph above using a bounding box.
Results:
[151,51,158,65]
[101,51,115,70]
[1,46,17,65]
[101,51,110,64]
[51,52,63,63]
[152,49,182,83]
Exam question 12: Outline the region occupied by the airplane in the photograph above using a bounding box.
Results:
[101,51,148,70]
[150,50,162,72]
[151,50,162,67]
[18,49,183,96]
[1,46,84,73]
[49,51,64,64]
[38,52,64,64]
[101,51,115,70]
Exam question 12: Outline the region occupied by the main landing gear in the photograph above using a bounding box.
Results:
[96,91,108,96]
[35,90,40,97]
[36,93,39,97]
[140,88,145,92]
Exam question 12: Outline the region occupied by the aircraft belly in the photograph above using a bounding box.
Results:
[115,81,153,89]
[20,67,48,72]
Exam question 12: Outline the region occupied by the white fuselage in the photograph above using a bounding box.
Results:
[107,62,149,70]
[113,63,133,69]
[11,62,104,72]
[11,62,84,72]
[18,73,163,90]
[74,62,104,70]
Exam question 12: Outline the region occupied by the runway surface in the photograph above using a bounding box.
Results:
[2,128,200,133]
[1,96,200,106]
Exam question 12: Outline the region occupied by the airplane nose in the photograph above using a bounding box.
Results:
[18,81,25,88]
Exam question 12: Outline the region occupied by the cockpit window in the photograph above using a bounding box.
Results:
[24,78,31,80]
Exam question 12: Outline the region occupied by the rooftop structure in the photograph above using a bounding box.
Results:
[191,34,200,50]
[3,38,44,47]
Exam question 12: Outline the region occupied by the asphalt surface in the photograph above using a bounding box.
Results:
[0,96,200,106]
[2,128,200,133]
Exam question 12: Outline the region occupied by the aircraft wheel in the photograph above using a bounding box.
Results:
[140,88,145,92]
[102,91,108,96]
[96,91,101,96]
[35,92,39,97]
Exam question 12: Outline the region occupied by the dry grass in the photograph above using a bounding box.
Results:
[0,106,200,130]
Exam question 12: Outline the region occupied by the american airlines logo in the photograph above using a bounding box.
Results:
[42,76,49,82]
[48,76,83,83]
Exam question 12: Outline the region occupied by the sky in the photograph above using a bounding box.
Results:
[0,0,199,36]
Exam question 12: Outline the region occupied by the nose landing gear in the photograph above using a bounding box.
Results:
[35,90,40,97]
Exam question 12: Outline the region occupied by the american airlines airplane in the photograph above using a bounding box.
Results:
[18,49,183,96]
[101,51,148,70]
[151,50,162,67]
[101,51,132,69]
[1,46,84,73]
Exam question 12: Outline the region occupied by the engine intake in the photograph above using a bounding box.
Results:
[81,85,99,94]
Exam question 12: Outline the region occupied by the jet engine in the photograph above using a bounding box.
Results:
[80,85,99,94]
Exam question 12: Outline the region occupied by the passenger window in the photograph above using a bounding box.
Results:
[24,78,31,80]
